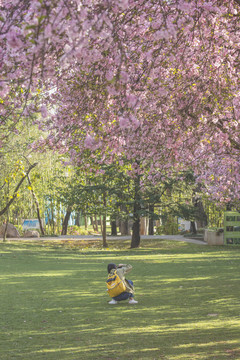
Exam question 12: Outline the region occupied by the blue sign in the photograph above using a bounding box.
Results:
[22,219,40,230]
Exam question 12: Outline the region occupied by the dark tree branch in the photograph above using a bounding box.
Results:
[0,162,37,217]
[27,174,45,235]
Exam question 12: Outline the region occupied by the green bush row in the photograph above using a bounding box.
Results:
[155,223,179,235]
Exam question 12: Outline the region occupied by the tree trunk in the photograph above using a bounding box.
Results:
[90,216,96,231]
[131,176,141,248]
[75,212,80,226]
[195,199,208,228]
[120,219,129,235]
[61,206,72,235]
[190,221,197,234]
[3,222,8,242]
[140,217,148,235]
[102,214,108,247]
[148,204,154,235]
[111,218,117,236]
[27,174,45,236]
[102,192,108,247]
[3,182,10,242]
[131,217,140,248]
[84,216,88,230]
[119,204,129,235]
[94,215,99,232]
[50,202,55,234]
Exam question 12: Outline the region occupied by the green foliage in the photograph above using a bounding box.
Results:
[14,225,23,236]
[67,225,91,235]
[196,228,205,234]
[203,198,225,228]
[0,123,229,241]
[0,119,48,225]
[172,203,199,221]
[156,222,179,235]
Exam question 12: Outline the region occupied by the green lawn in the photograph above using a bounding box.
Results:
[0,239,240,360]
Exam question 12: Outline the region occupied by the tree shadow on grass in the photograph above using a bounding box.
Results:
[0,241,240,359]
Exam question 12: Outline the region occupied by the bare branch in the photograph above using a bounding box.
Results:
[233,0,240,6]
[0,162,37,217]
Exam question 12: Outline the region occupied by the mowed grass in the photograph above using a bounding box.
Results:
[0,238,240,360]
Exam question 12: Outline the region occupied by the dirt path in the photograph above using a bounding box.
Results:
[1,234,206,245]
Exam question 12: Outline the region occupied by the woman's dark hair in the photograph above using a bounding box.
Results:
[107,263,117,273]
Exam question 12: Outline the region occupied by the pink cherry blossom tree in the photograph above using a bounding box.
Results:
[1,0,240,246]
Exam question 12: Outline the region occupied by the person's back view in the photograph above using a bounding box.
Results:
[107,263,138,304]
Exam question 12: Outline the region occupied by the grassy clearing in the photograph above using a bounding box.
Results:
[0,238,240,360]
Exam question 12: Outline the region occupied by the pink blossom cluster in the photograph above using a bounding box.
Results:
[0,0,240,201]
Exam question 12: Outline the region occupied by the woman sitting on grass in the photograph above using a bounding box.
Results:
[107,263,138,305]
